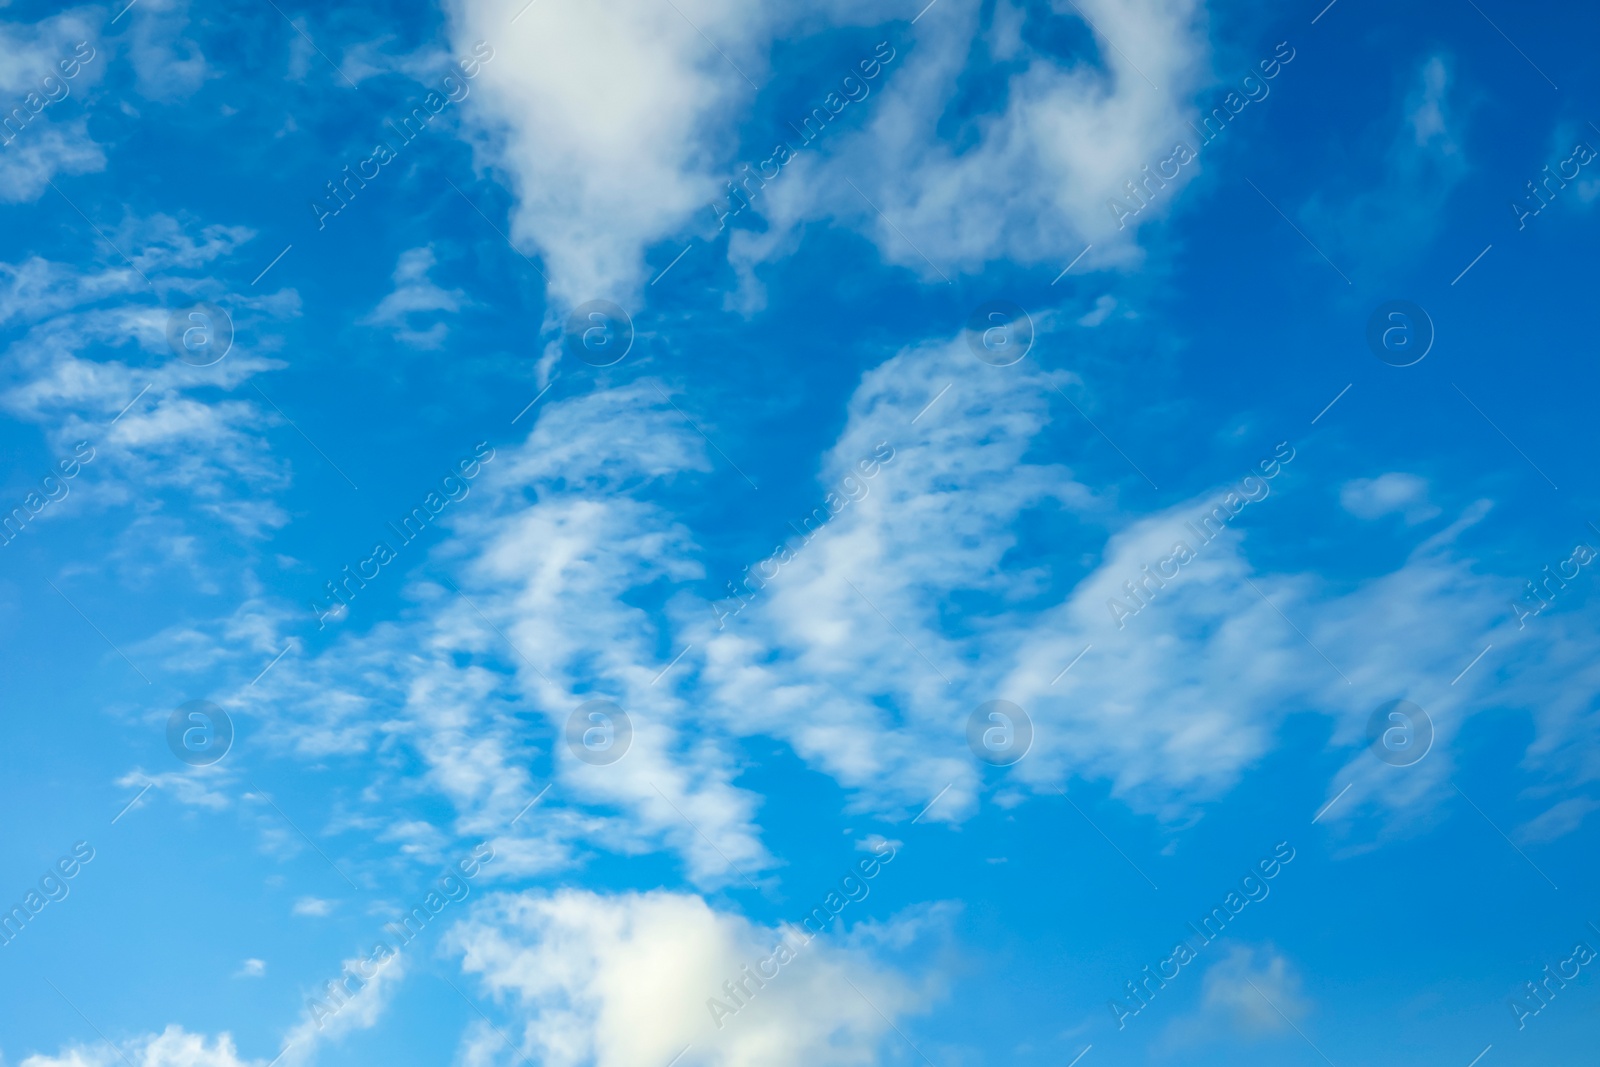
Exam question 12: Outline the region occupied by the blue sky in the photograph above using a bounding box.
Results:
[2,0,1600,1064]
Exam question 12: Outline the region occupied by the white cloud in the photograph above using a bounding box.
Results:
[0,9,107,201]
[448,0,1207,306]
[740,0,1206,293]
[14,960,402,1066]
[279,950,409,1067]
[125,216,255,275]
[1200,945,1306,1033]
[679,338,1557,833]
[447,888,931,1067]
[292,896,335,917]
[0,217,297,540]
[122,0,211,100]
[1161,944,1308,1046]
[225,379,773,888]
[115,766,231,813]
[693,339,1093,818]
[1517,795,1600,845]
[0,117,105,201]
[1304,54,1467,266]
[1340,473,1438,524]
[1077,295,1118,327]
[358,246,465,349]
[19,1026,254,1067]
[1407,55,1454,151]
[285,19,315,82]
[235,958,267,978]
[446,0,778,306]
[165,325,1600,892]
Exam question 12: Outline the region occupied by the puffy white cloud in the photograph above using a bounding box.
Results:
[446,0,1208,305]
[1198,945,1307,1034]
[12,889,928,1067]
[1159,944,1308,1047]
[1340,472,1438,524]
[19,1027,254,1067]
[447,888,931,1067]
[446,0,773,305]
[739,0,1206,294]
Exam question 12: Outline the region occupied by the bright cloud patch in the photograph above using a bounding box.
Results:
[0,12,105,201]
[19,1027,254,1067]
[449,0,1209,305]
[447,888,929,1067]
[1340,472,1438,524]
